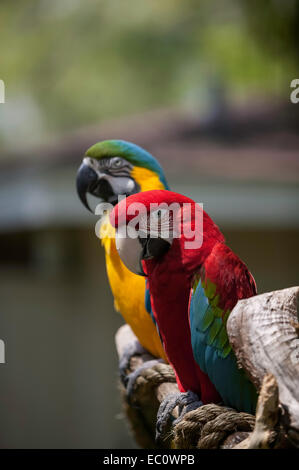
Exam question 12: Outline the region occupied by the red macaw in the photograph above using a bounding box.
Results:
[110,189,257,436]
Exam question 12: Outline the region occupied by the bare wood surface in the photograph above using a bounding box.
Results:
[233,373,290,448]
[227,286,299,445]
[115,324,178,448]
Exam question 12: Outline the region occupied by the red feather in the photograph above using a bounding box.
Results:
[112,190,256,405]
[202,243,257,312]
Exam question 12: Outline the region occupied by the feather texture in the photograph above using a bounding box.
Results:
[190,243,258,413]
[99,167,168,361]
[111,190,258,411]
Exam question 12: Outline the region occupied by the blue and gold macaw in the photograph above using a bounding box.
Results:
[76,140,168,361]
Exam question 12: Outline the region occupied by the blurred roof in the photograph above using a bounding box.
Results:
[0,101,298,231]
[2,100,299,184]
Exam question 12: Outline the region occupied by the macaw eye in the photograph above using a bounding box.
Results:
[111,157,124,168]
[151,208,169,220]
[138,208,174,241]
[148,208,171,236]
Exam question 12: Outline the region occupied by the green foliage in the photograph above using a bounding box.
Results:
[0,0,297,147]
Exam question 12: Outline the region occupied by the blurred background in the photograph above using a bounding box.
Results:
[0,0,298,448]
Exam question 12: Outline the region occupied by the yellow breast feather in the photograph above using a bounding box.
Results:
[97,169,167,360]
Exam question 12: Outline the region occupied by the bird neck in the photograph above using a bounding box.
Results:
[130,166,166,192]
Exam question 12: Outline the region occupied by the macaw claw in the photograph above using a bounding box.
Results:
[126,358,165,405]
[118,340,149,386]
[156,390,203,443]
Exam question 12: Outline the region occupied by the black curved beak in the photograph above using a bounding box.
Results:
[139,235,171,261]
[76,162,98,212]
[76,160,140,213]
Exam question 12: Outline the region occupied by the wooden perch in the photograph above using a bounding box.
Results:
[234,373,280,448]
[227,286,299,446]
[115,287,299,449]
[115,325,179,448]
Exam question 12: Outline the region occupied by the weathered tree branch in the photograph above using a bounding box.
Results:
[115,325,178,448]
[234,373,280,448]
[115,287,299,449]
[227,286,299,446]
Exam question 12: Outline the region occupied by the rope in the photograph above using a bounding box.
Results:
[172,404,255,449]
[122,360,255,449]
[140,363,177,386]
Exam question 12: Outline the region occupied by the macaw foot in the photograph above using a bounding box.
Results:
[126,358,165,405]
[156,390,203,443]
[119,340,149,386]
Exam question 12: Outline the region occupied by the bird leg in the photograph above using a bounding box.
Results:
[119,339,166,406]
[125,358,165,405]
[156,390,203,443]
[118,339,149,386]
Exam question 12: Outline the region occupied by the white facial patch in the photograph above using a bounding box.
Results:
[138,207,174,244]
[115,229,144,275]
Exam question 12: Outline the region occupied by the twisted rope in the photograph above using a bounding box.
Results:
[172,404,255,449]
[130,362,177,393]
[126,362,255,448]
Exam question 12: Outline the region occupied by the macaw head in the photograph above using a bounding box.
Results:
[76,139,169,212]
[110,189,224,277]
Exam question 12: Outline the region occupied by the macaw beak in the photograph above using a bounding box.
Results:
[141,236,172,260]
[76,158,140,212]
[115,231,172,277]
[115,233,147,276]
[76,162,98,212]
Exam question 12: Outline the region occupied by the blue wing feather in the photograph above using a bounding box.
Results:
[190,278,257,414]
